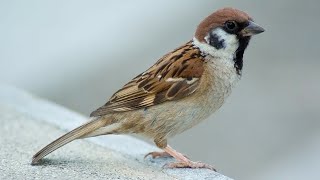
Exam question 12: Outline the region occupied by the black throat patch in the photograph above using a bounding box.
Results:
[234,36,250,75]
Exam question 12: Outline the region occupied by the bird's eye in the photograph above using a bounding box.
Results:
[224,21,238,32]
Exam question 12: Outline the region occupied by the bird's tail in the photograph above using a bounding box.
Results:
[31,117,109,165]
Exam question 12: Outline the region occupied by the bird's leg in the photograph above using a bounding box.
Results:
[148,138,216,171]
[162,145,216,171]
[145,138,173,159]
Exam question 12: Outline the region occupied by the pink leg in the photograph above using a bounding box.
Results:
[162,145,216,171]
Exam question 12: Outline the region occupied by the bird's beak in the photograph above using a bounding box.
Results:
[240,21,265,37]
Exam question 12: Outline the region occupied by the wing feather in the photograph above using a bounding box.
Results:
[90,41,205,117]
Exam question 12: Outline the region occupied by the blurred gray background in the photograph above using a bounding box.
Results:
[1,0,319,179]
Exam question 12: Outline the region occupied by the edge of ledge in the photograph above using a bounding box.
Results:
[0,84,233,180]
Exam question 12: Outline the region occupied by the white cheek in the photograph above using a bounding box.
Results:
[193,28,239,60]
[212,28,238,50]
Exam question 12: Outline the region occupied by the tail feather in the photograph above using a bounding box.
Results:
[31,118,107,165]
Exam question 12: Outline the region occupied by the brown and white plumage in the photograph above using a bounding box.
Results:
[32,7,264,170]
[90,41,204,115]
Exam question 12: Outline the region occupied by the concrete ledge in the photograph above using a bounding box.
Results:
[0,85,233,180]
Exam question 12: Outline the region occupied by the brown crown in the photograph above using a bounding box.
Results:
[195,8,252,42]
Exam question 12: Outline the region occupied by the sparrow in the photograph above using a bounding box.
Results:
[31,7,264,171]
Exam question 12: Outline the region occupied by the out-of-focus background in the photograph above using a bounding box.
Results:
[1,0,319,179]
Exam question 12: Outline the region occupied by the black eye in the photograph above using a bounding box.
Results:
[224,21,238,32]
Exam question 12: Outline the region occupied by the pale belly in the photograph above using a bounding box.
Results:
[142,85,230,138]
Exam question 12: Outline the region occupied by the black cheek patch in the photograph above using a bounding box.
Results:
[209,33,225,50]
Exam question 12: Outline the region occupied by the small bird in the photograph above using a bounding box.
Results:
[31,7,264,170]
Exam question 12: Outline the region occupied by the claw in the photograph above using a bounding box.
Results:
[145,151,189,159]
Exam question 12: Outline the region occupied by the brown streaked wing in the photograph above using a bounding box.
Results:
[90,41,205,117]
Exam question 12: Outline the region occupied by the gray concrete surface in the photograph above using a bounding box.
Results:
[0,85,232,180]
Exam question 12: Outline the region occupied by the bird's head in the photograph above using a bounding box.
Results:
[194,8,264,74]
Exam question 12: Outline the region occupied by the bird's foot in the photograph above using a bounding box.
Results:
[145,151,172,159]
[147,145,216,171]
[145,151,189,159]
[164,161,216,171]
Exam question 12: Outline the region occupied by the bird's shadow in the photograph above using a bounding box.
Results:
[31,157,99,167]
[33,155,174,169]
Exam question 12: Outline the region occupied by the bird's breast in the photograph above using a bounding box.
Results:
[197,56,240,113]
